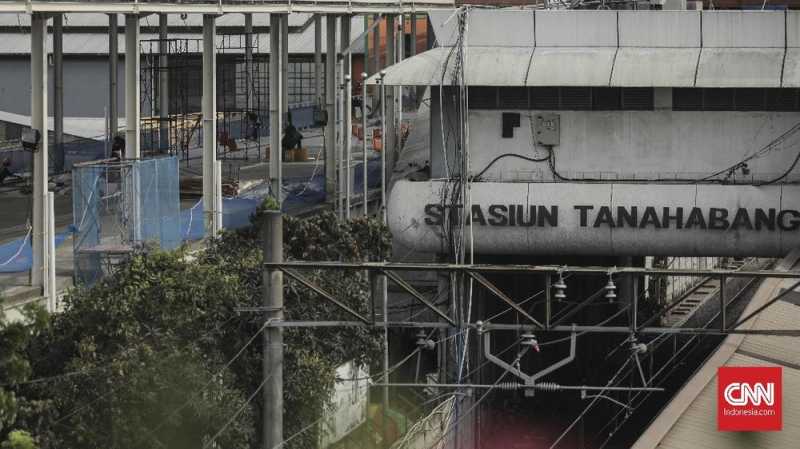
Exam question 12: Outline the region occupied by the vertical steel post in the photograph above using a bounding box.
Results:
[372,15,380,75]
[159,14,169,153]
[631,274,639,331]
[109,14,118,153]
[409,13,417,108]
[384,15,396,189]
[53,15,64,173]
[46,192,56,311]
[314,15,322,106]
[202,15,220,234]
[269,14,283,203]
[245,13,253,112]
[362,71,368,216]
[342,16,352,218]
[545,274,552,329]
[379,75,387,223]
[125,14,140,159]
[30,13,48,290]
[262,211,284,449]
[325,15,337,201]
[720,275,726,330]
[281,14,289,123]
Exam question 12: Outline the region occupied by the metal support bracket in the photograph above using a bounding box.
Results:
[281,268,370,323]
[382,269,455,326]
[467,270,544,328]
[482,325,577,396]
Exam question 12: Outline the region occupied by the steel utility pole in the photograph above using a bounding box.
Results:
[262,210,284,449]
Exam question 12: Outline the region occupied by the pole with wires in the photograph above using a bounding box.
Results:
[262,210,284,449]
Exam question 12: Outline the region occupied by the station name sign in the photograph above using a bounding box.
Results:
[423,204,800,231]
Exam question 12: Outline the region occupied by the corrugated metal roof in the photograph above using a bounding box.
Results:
[632,251,800,449]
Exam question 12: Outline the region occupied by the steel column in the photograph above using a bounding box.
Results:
[53,14,64,173]
[384,15,396,188]
[269,14,282,202]
[124,14,140,159]
[361,70,368,216]
[281,14,288,124]
[202,15,220,235]
[159,13,169,153]
[262,211,284,449]
[325,15,337,200]
[720,275,726,330]
[314,14,322,105]
[108,14,118,151]
[30,13,48,291]
[244,13,253,112]
[342,16,352,217]
[372,14,380,75]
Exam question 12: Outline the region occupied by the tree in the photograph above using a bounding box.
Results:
[8,210,388,449]
[1,301,47,449]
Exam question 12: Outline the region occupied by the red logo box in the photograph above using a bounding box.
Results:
[718,366,782,431]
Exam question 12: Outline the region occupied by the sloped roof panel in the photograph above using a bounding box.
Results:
[695,48,784,88]
[781,49,800,87]
[611,48,699,87]
[701,10,785,48]
[527,47,615,86]
[618,10,700,48]
[533,10,617,47]
[370,46,533,86]
[427,9,534,47]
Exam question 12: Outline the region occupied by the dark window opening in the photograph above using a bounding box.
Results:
[674,88,800,111]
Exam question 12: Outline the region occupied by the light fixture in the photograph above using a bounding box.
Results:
[605,272,617,303]
[553,272,567,301]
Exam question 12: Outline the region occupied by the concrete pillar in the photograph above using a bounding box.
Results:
[125,14,140,159]
[244,13,253,111]
[159,14,169,153]
[108,14,118,150]
[384,15,396,186]
[325,15,337,200]
[314,15,322,105]
[30,13,49,291]
[53,14,64,173]
[202,15,221,235]
[269,14,283,202]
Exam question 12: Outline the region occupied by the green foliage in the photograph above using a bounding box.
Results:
[1,211,389,449]
[1,430,36,449]
[1,302,48,441]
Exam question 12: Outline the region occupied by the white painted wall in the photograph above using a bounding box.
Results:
[318,362,369,448]
[432,108,800,183]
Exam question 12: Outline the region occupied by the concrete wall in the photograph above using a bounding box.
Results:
[0,57,125,119]
[430,104,800,182]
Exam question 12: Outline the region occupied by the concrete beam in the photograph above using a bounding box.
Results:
[124,14,140,159]
[202,14,221,235]
[30,13,49,291]
[325,15,337,200]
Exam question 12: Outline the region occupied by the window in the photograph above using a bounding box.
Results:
[466,87,654,111]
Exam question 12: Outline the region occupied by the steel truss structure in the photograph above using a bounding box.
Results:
[264,260,800,336]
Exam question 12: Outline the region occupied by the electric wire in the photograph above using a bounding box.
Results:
[202,372,273,449]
